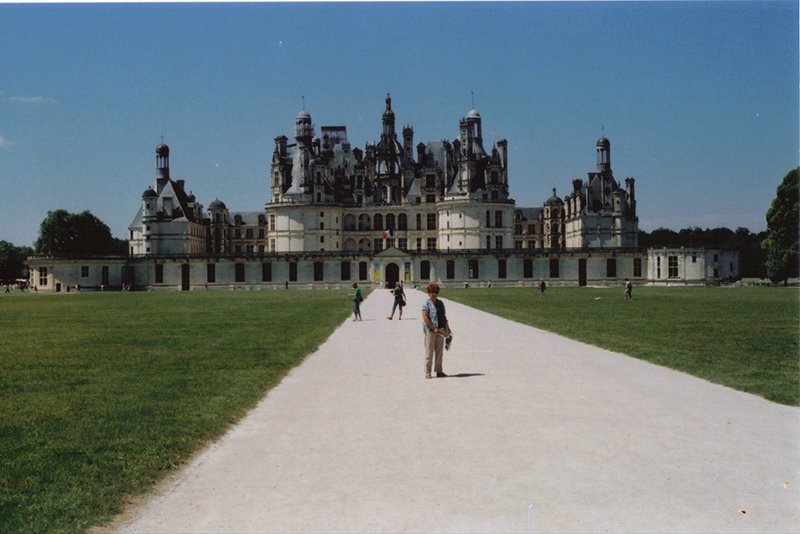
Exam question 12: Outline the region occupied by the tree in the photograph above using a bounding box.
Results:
[762,168,799,284]
[34,210,125,256]
[0,241,33,284]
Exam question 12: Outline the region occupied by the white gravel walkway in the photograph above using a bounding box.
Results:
[112,287,799,533]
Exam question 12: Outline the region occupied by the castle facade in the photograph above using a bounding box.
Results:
[28,95,739,291]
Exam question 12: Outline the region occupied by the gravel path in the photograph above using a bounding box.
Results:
[113,287,800,533]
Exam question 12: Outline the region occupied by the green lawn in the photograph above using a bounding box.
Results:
[0,290,359,533]
[444,286,800,407]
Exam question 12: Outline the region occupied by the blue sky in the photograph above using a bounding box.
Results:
[1,1,797,247]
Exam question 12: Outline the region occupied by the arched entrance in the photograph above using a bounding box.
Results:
[385,263,400,288]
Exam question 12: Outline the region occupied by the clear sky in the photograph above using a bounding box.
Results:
[1,1,797,247]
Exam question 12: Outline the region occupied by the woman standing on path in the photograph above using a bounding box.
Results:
[387,281,406,320]
[421,282,452,379]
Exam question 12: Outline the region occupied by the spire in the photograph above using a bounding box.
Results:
[381,93,396,139]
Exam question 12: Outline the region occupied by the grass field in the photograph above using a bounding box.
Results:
[444,285,799,407]
[0,290,360,533]
[0,286,797,532]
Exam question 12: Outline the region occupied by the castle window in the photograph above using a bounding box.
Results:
[155,264,163,284]
[81,266,89,277]
[469,260,479,279]
[633,258,642,278]
[385,213,395,230]
[486,236,491,250]
[314,262,324,281]
[235,263,245,282]
[486,211,491,227]
[416,238,422,251]
[523,259,533,278]
[498,259,507,279]
[446,260,455,279]
[420,261,431,280]
[374,238,383,252]
[668,256,679,278]
[340,261,351,281]
[269,214,275,230]
[38,267,48,287]
[359,261,368,281]
[246,228,254,239]
[426,238,437,251]
[416,213,422,230]
[549,259,559,278]
[426,194,436,203]
[207,263,216,283]
[495,211,503,228]
[426,174,436,188]
[374,214,383,231]
[426,213,436,230]
[289,262,298,281]
[398,213,408,230]
[495,236,503,249]
[398,238,408,250]
[262,263,272,282]
[607,258,617,278]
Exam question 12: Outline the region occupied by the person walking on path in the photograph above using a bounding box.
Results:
[387,281,406,320]
[624,278,633,301]
[539,278,546,297]
[421,282,452,379]
[351,283,363,321]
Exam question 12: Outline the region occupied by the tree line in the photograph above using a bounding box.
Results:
[1,169,797,284]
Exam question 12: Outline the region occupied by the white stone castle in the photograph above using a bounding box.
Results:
[28,95,738,291]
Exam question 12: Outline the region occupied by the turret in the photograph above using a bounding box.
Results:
[596,137,611,173]
[294,109,314,145]
[155,143,170,192]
